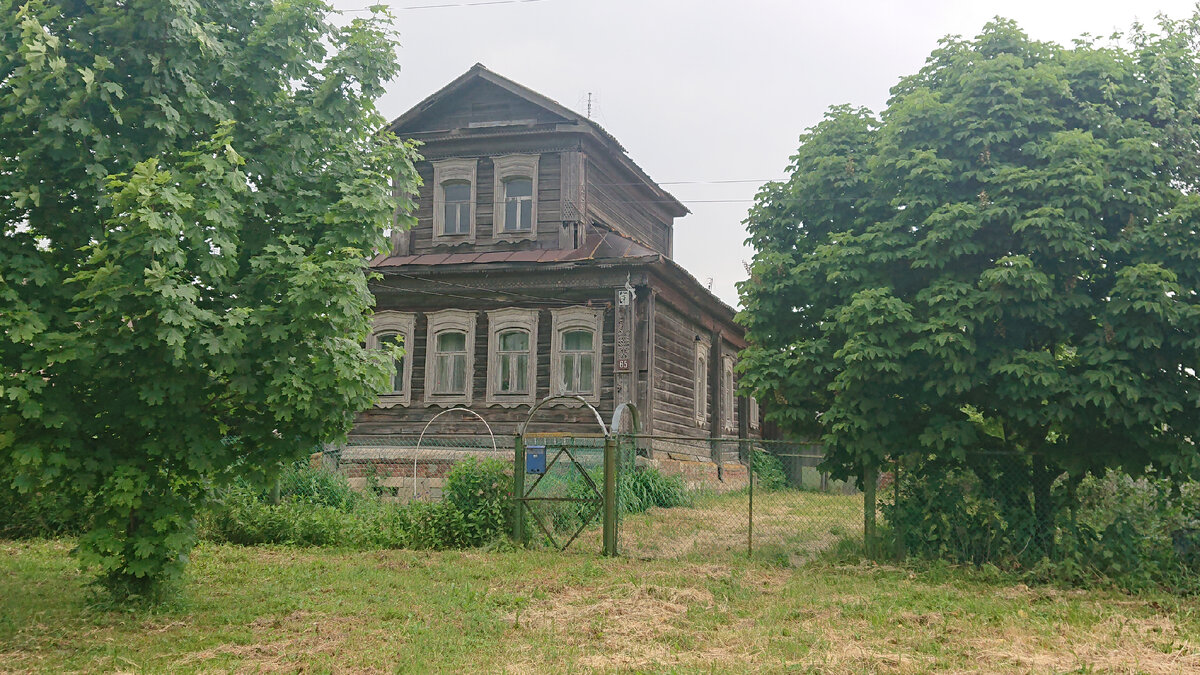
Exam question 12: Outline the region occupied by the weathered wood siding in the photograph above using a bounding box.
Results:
[651,302,708,437]
[407,151,563,255]
[406,80,568,131]
[354,299,616,437]
[584,153,673,256]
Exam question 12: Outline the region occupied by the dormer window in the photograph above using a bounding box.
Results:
[433,159,477,243]
[493,154,538,240]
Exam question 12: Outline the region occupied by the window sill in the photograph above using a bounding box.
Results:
[484,395,536,408]
[375,394,410,409]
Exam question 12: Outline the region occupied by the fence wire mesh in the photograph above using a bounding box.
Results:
[614,436,865,563]
[339,434,511,502]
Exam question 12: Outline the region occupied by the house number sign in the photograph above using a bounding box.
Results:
[615,288,633,373]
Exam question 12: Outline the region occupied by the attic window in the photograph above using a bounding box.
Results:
[503,178,533,232]
[492,155,538,240]
[433,158,477,242]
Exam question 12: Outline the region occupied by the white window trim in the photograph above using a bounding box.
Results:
[368,311,415,408]
[424,309,476,406]
[722,355,737,433]
[492,154,539,241]
[485,308,538,407]
[693,337,710,427]
[432,158,477,243]
[549,306,604,405]
[749,395,760,430]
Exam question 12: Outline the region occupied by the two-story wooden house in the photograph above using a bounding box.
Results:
[351,65,759,486]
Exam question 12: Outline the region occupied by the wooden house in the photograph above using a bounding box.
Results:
[351,65,759,487]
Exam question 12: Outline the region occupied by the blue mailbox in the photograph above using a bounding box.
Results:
[525,445,547,475]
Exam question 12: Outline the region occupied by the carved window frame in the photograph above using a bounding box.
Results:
[749,395,760,431]
[424,309,475,406]
[368,311,415,408]
[492,154,539,242]
[693,337,710,427]
[722,354,737,433]
[485,308,538,407]
[432,158,477,243]
[550,306,604,405]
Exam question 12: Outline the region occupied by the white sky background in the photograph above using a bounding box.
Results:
[331,0,1200,308]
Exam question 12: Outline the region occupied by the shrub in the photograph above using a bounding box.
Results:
[198,458,516,551]
[442,457,513,547]
[277,458,358,509]
[0,467,88,539]
[622,467,690,512]
[750,449,789,492]
[883,457,1200,592]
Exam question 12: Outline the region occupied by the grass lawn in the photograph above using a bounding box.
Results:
[618,490,863,562]
[3,539,1199,673]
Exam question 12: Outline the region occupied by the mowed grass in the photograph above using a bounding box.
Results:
[618,490,863,561]
[3,538,1200,673]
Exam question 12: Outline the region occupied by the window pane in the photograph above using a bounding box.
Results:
[438,331,466,352]
[579,353,593,392]
[436,355,452,393]
[519,200,532,230]
[562,354,576,391]
[563,330,592,351]
[499,330,528,352]
[500,355,513,392]
[451,354,466,392]
[504,178,532,198]
[505,200,519,231]
[378,333,404,393]
[444,182,470,202]
[515,353,528,391]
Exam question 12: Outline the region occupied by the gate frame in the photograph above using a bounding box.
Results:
[512,397,639,556]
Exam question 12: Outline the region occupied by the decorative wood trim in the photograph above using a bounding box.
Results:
[485,308,539,407]
[432,158,477,244]
[423,309,476,406]
[722,354,737,433]
[492,154,539,242]
[549,306,604,405]
[369,311,415,408]
[694,336,710,427]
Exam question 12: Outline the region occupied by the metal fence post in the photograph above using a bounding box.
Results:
[512,433,525,545]
[748,446,754,557]
[603,434,618,556]
[863,462,878,558]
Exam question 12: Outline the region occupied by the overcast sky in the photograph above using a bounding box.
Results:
[331,0,1199,308]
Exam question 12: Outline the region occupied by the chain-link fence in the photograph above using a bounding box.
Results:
[884,452,1200,587]
[613,436,865,563]
[336,434,510,502]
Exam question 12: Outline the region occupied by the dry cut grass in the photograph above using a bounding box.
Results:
[618,488,863,561]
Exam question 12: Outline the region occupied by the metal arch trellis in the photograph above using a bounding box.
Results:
[415,405,498,500]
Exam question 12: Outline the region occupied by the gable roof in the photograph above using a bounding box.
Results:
[385,64,688,218]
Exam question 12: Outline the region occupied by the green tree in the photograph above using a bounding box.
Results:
[738,17,1200,546]
[0,0,418,596]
